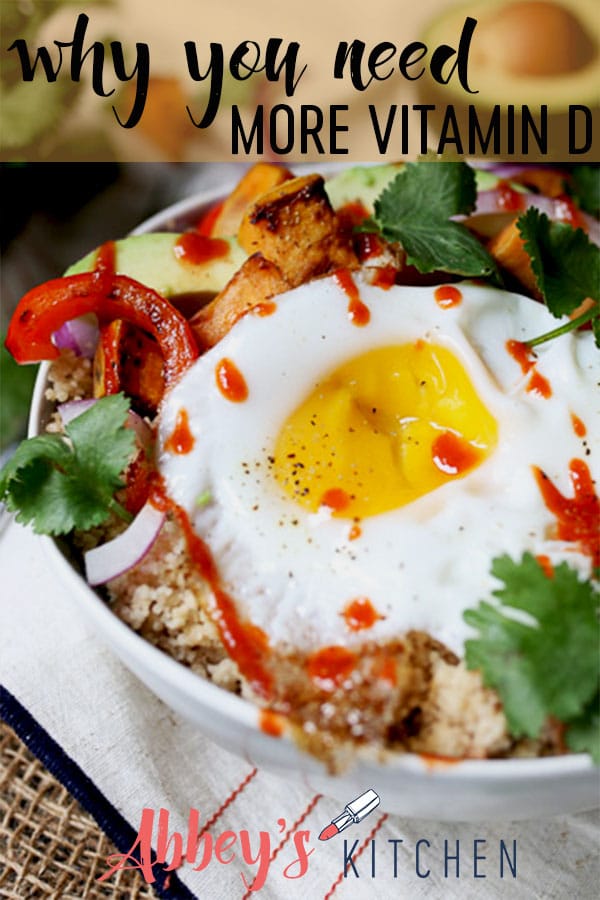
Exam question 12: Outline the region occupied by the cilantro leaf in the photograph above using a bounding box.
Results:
[566,693,600,762]
[368,161,499,278]
[464,554,599,750]
[593,314,600,349]
[517,208,600,317]
[570,166,600,218]
[0,394,135,534]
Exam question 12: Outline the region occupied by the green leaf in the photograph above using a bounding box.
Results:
[570,166,600,218]
[369,161,499,278]
[0,337,37,451]
[566,694,600,764]
[517,208,600,317]
[0,394,135,534]
[593,314,600,349]
[464,554,600,742]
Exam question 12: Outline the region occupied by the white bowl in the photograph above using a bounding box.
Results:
[29,182,599,821]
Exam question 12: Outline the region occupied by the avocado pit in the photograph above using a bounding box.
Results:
[477,0,596,77]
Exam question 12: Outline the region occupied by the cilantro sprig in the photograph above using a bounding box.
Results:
[517,209,600,348]
[0,394,136,534]
[365,160,600,350]
[363,161,499,280]
[569,166,600,219]
[464,554,600,762]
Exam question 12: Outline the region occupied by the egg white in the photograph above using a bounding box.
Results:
[158,275,599,655]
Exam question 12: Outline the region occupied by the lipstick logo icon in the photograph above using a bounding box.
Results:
[318,789,380,841]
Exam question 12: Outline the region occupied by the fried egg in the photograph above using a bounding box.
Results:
[157,274,599,655]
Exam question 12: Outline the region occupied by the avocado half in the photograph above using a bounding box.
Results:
[65,233,246,298]
[418,0,599,160]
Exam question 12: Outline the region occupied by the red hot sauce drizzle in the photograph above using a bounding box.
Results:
[356,232,384,262]
[251,300,277,317]
[535,554,554,579]
[333,269,371,326]
[320,487,351,513]
[533,459,600,567]
[342,597,383,632]
[348,522,362,541]
[506,339,536,374]
[173,232,229,266]
[434,285,463,309]
[432,432,482,476]
[94,240,117,278]
[505,339,552,398]
[195,200,225,236]
[527,369,552,398]
[164,408,195,455]
[147,477,273,697]
[173,502,273,697]
[336,201,369,231]
[571,412,587,438]
[215,358,248,403]
[371,265,397,290]
[419,752,462,770]
[259,709,284,737]
[307,646,356,690]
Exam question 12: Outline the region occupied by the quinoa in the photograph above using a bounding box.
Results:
[45,352,93,405]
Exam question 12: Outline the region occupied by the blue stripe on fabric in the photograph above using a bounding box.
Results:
[0,684,197,900]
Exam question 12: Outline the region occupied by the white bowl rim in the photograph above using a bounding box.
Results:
[27,179,597,786]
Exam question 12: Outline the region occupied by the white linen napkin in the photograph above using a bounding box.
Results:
[1,518,598,899]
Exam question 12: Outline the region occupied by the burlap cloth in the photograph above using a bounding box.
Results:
[0,719,155,899]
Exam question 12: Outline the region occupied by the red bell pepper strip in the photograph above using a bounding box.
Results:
[195,199,225,237]
[6,268,199,387]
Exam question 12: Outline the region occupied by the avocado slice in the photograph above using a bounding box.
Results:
[418,0,599,160]
[325,164,403,213]
[65,233,247,298]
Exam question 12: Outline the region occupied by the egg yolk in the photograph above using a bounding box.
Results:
[273,342,498,518]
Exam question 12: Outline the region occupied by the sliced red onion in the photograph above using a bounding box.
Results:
[477,163,551,179]
[58,399,153,450]
[53,316,99,358]
[465,191,600,247]
[126,410,153,454]
[58,398,97,425]
[85,500,165,586]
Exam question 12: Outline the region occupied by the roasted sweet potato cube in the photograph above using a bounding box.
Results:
[487,220,540,298]
[94,320,165,416]
[190,253,290,351]
[209,163,293,237]
[488,220,595,320]
[238,174,357,286]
